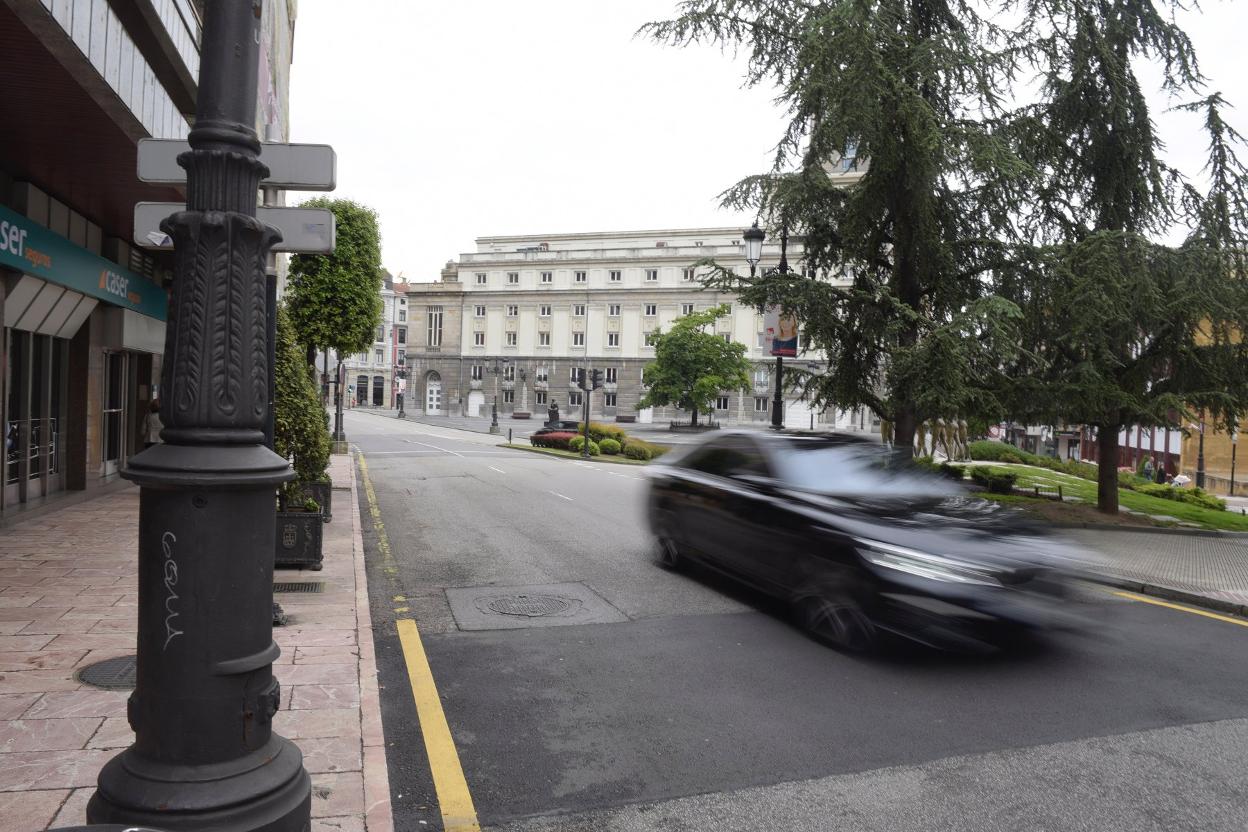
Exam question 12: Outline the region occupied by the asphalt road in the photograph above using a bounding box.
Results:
[346,411,1248,832]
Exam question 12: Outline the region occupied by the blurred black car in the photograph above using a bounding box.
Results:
[646,431,1083,652]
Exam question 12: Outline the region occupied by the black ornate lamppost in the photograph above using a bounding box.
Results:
[395,367,407,418]
[743,221,794,430]
[88,3,311,830]
[488,357,509,434]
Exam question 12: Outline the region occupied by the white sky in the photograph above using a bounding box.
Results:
[288,0,1247,282]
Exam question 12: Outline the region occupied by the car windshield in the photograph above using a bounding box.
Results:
[772,441,960,498]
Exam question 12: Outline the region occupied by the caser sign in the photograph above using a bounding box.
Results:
[0,204,167,321]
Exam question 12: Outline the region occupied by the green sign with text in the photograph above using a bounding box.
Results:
[0,203,167,321]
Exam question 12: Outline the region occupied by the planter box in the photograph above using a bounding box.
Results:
[615,415,636,423]
[512,411,531,420]
[305,480,333,524]
[275,510,324,570]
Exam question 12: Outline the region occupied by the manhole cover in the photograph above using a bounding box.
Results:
[274,581,325,594]
[78,655,136,690]
[485,594,572,617]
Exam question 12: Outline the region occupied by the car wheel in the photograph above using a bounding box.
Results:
[796,594,877,652]
[656,536,682,570]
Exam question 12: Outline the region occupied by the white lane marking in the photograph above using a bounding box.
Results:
[550,491,574,501]
[404,438,463,457]
[488,466,506,474]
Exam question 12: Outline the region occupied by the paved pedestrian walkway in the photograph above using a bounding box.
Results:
[1062,529,1248,610]
[0,454,391,832]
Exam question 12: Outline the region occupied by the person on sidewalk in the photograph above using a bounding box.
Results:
[141,399,163,449]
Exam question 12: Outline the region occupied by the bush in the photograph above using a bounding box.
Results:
[599,438,621,455]
[580,421,629,445]
[1136,483,1226,511]
[968,441,1034,463]
[970,467,1019,494]
[531,431,577,450]
[274,305,330,508]
[623,443,651,460]
[569,435,600,455]
[912,457,965,480]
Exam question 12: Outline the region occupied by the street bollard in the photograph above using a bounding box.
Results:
[508,428,512,444]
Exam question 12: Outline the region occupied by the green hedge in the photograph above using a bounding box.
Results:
[599,438,621,455]
[569,435,601,456]
[970,467,1018,494]
[1136,483,1227,511]
[622,439,668,461]
[913,456,966,480]
[579,421,629,444]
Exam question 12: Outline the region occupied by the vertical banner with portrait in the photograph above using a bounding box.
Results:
[764,307,799,357]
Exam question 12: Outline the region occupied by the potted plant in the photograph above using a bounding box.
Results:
[274,305,331,570]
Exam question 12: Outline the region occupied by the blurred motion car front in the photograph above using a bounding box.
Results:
[646,430,1089,652]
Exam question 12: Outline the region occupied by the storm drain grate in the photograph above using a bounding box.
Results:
[486,594,572,617]
[78,655,137,690]
[274,581,325,594]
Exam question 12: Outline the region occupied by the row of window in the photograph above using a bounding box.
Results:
[492,390,766,411]
[473,302,709,318]
[475,268,699,286]
[470,331,663,348]
[469,365,622,384]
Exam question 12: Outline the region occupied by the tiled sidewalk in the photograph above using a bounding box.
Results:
[1065,529,1248,609]
[0,453,392,832]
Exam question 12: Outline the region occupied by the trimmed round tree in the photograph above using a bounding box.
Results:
[287,198,385,367]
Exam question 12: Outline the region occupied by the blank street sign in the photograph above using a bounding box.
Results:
[138,139,337,191]
[134,203,336,254]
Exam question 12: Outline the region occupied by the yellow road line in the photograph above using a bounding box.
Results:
[397,618,481,832]
[1113,590,1248,628]
[356,450,481,831]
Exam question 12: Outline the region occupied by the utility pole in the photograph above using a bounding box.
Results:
[89,2,311,829]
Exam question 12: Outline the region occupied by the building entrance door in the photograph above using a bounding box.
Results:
[372,376,384,407]
[101,351,128,476]
[426,373,442,415]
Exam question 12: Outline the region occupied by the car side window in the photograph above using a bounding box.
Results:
[724,436,772,479]
[682,437,771,480]
[683,440,745,479]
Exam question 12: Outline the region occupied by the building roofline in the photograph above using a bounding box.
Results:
[475,227,750,244]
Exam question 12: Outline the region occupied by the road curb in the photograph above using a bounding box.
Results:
[1053,522,1248,539]
[1079,572,1248,618]
[347,453,396,832]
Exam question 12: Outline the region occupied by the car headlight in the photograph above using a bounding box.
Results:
[855,538,1002,587]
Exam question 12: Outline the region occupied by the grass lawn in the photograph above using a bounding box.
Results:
[501,444,653,466]
[972,463,1248,531]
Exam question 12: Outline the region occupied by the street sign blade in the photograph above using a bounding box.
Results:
[137,139,337,191]
[133,203,336,254]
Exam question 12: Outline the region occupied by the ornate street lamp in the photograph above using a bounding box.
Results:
[395,367,406,418]
[743,221,795,430]
[88,3,310,830]
[488,358,509,434]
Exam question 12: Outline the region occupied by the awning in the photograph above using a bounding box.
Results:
[3,273,97,339]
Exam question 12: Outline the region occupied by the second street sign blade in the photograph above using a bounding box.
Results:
[138,139,337,191]
[134,203,336,253]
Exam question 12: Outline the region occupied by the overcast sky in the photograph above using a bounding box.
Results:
[288,0,1247,282]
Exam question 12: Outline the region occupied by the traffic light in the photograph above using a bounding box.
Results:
[576,368,587,390]
[591,369,603,390]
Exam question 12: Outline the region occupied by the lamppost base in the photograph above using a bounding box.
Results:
[489,425,501,434]
[88,736,311,832]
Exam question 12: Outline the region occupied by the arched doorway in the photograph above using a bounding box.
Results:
[466,390,485,417]
[425,372,443,415]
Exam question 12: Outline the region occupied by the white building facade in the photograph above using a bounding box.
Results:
[403,227,874,430]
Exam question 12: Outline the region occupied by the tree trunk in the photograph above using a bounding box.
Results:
[305,343,317,369]
[893,409,917,460]
[690,408,699,427]
[1096,423,1120,514]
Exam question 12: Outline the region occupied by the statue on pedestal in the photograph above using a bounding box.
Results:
[547,401,560,427]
